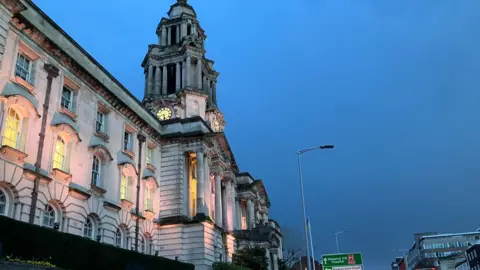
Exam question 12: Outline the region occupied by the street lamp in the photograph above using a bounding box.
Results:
[335,231,347,254]
[297,144,334,270]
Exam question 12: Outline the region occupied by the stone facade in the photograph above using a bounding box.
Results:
[0,0,282,270]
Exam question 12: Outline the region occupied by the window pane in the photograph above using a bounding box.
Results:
[91,156,100,186]
[43,205,55,228]
[2,108,21,149]
[0,190,6,215]
[83,217,93,239]
[15,54,31,82]
[53,137,65,170]
[61,87,73,110]
[120,174,127,200]
[96,111,104,132]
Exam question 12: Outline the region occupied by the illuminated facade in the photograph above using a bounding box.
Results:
[0,0,282,269]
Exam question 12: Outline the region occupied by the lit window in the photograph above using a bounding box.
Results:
[0,189,6,215]
[53,137,66,170]
[144,186,153,211]
[241,206,247,230]
[96,111,105,133]
[42,204,55,228]
[189,156,197,217]
[15,54,31,82]
[2,108,21,149]
[91,156,100,186]
[115,228,122,247]
[61,87,74,111]
[124,131,132,151]
[146,147,153,164]
[83,217,94,239]
[120,174,133,201]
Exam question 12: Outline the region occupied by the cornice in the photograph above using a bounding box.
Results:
[11,15,163,142]
[0,0,25,14]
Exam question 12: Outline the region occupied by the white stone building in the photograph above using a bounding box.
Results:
[0,0,283,269]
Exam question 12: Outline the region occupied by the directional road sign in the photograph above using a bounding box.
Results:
[322,253,363,270]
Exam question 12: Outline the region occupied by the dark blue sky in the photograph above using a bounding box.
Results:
[35,0,480,268]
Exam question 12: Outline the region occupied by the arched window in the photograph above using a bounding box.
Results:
[2,108,21,149]
[42,204,56,228]
[53,137,66,170]
[83,217,94,239]
[139,235,145,253]
[0,189,6,216]
[115,228,122,247]
[91,156,100,186]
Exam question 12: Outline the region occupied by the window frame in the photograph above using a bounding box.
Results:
[61,86,74,112]
[52,136,66,171]
[146,146,153,165]
[96,111,105,133]
[123,131,132,151]
[15,53,32,83]
[91,155,101,187]
[42,204,56,228]
[83,217,94,239]
[0,189,6,216]
[2,107,22,149]
[115,228,122,247]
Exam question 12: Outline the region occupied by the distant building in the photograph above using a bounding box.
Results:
[291,256,322,270]
[407,232,480,270]
[392,257,403,270]
[466,244,480,269]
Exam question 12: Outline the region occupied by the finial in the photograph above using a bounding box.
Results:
[177,0,187,2]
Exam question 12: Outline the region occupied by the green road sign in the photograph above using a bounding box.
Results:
[322,253,363,270]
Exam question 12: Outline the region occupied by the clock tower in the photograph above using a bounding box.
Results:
[141,0,225,132]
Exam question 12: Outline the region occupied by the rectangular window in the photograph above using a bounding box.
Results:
[61,87,73,111]
[144,186,152,211]
[120,174,127,200]
[53,137,66,170]
[2,108,21,149]
[15,54,31,83]
[124,131,132,151]
[146,147,153,164]
[96,111,105,133]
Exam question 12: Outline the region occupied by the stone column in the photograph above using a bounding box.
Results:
[263,213,268,225]
[266,250,272,270]
[167,27,171,45]
[215,174,222,226]
[176,25,180,43]
[221,184,227,228]
[225,180,233,231]
[196,59,202,89]
[207,80,213,107]
[182,60,186,88]
[176,62,181,92]
[204,158,211,217]
[181,23,187,39]
[147,65,154,96]
[192,23,197,36]
[212,81,217,105]
[230,183,237,230]
[162,65,167,95]
[196,151,205,215]
[161,26,167,46]
[272,253,278,270]
[154,66,161,96]
[235,199,241,230]
[247,199,254,229]
[186,56,191,87]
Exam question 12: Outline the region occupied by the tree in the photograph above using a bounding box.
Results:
[279,248,301,270]
[232,246,269,270]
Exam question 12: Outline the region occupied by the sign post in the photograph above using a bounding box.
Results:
[321,253,363,270]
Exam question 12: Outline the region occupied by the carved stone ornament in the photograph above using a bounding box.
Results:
[1,0,26,14]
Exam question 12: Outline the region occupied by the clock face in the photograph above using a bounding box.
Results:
[213,119,220,132]
[157,107,172,120]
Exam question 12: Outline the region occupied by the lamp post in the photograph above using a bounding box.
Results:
[297,144,334,270]
[335,231,347,254]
